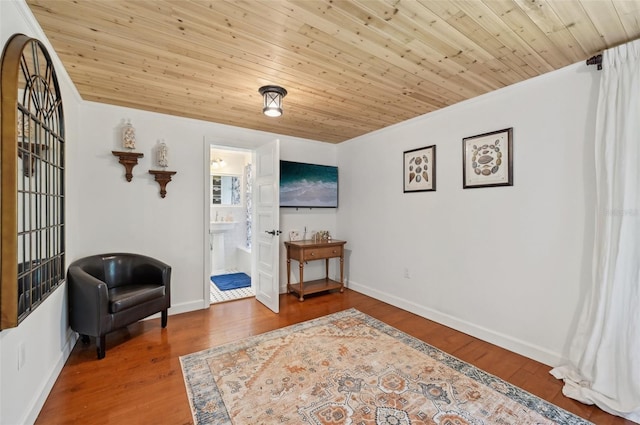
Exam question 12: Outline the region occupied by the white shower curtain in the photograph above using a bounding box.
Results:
[550,39,640,422]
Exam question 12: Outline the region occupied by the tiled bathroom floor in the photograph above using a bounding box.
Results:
[209,269,255,304]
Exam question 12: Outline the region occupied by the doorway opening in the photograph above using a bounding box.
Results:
[207,145,255,304]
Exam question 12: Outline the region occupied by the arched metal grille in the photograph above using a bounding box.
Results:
[1,34,65,329]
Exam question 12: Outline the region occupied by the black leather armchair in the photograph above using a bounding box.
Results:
[67,253,171,359]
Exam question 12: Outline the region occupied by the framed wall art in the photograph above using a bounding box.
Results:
[403,145,436,192]
[463,128,513,189]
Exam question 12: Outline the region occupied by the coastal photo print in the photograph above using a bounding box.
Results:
[403,145,436,193]
[463,128,513,189]
[279,161,339,208]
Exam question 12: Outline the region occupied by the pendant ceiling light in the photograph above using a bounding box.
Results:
[259,85,287,117]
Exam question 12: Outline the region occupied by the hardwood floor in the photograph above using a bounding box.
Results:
[35,289,633,425]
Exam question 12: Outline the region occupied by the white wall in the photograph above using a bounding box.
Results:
[75,102,337,312]
[337,62,599,366]
[0,2,82,424]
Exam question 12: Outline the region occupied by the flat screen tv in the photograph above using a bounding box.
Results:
[280,160,338,208]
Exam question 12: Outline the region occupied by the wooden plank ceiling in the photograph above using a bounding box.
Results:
[26,0,640,143]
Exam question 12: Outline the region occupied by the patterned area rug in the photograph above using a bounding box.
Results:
[180,309,591,425]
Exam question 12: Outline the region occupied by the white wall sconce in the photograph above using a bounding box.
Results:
[258,85,287,117]
[210,157,226,172]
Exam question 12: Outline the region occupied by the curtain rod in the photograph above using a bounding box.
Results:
[586,54,603,70]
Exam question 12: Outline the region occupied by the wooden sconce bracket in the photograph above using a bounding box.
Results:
[112,151,144,182]
[149,170,177,198]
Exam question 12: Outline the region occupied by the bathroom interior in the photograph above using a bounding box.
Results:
[208,146,254,303]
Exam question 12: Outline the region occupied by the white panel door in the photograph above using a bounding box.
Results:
[254,140,280,313]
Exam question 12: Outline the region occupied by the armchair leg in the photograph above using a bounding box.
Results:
[97,335,106,360]
[80,334,90,345]
[161,309,168,328]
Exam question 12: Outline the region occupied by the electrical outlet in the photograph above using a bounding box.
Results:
[17,342,25,370]
[403,267,410,279]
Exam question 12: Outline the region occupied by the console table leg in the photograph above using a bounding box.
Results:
[286,257,291,293]
[325,258,329,279]
[299,262,305,301]
[339,255,345,293]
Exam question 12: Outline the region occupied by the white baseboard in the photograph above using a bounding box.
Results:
[141,300,208,321]
[169,300,206,316]
[24,329,78,425]
[347,280,564,367]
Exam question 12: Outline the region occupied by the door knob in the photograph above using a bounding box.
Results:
[265,230,282,236]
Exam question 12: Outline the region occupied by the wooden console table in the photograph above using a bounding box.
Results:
[285,239,346,301]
